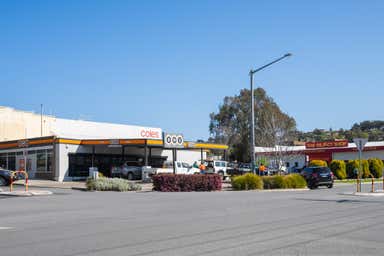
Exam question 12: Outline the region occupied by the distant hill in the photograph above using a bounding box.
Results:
[296,121,384,142]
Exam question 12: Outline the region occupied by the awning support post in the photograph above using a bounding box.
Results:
[91,145,95,167]
[144,141,148,166]
[121,145,125,162]
[149,147,152,166]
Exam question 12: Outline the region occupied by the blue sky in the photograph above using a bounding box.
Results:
[1,0,383,141]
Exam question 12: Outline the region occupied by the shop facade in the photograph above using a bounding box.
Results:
[255,140,384,170]
[0,136,227,181]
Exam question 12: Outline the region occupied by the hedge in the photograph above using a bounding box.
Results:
[368,158,383,178]
[231,173,263,190]
[152,174,222,192]
[329,160,347,180]
[346,160,370,178]
[86,177,142,192]
[262,174,307,189]
[309,160,328,167]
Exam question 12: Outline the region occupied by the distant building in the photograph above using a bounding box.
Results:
[255,140,384,170]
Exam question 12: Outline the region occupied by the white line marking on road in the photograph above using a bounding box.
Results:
[0,227,13,230]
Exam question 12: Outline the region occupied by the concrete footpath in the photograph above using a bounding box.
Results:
[12,179,86,190]
[10,179,233,192]
[0,190,53,197]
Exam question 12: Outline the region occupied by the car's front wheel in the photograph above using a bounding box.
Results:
[327,183,333,189]
[127,172,134,180]
[0,176,8,186]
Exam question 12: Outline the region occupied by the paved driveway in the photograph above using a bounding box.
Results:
[0,184,383,256]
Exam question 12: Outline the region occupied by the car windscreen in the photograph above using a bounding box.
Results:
[310,167,330,174]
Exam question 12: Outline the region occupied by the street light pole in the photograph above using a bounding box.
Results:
[250,53,292,175]
[40,104,43,137]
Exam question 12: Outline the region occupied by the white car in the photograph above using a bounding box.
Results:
[204,160,228,179]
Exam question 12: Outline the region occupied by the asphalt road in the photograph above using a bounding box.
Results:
[1,184,384,256]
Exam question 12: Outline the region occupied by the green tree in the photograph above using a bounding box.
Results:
[329,160,347,180]
[209,88,296,162]
[368,158,383,178]
[346,160,370,179]
[309,160,328,167]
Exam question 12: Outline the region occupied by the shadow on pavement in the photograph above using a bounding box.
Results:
[294,198,384,204]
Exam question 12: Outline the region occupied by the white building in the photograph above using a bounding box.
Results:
[255,140,384,170]
[0,107,228,181]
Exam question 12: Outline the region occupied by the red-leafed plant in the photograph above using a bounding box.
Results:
[152,174,222,192]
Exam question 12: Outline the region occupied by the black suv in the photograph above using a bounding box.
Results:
[0,168,18,186]
[300,167,334,189]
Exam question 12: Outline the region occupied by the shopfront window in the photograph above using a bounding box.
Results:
[47,150,53,173]
[0,154,7,169]
[8,153,15,170]
[37,150,47,172]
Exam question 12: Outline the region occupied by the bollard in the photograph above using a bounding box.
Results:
[371,175,374,193]
[356,176,360,193]
[25,175,28,192]
[9,172,13,192]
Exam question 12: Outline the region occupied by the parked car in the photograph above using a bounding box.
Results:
[111,162,145,180]
[300,166,334,189]
[226,162,237,176]
[288,166,303,174]
[0,168,17,186]
[204,160,228,179]
[155,161,199,175]
[238,163,252,174]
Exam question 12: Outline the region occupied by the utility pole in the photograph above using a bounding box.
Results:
[40,104,43,137]
[249,53,292,175]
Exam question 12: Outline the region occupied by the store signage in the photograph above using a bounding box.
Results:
[140,129,161,139]
[18,139,29,148]
[305,140,348,149]
[163,133,184,148]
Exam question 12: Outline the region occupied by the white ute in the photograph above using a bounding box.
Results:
[204,160,229,180]
[154,161,200,175]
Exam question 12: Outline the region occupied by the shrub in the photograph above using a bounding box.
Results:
[309,160,328,167]
[368,158,383,178]
[231,173,263,190]
[262,175,284,189]
[346,160,371,179]
[152,174,222,192]
[86,177,142,192]
[262,174,307,189]
[284,174,307,188]
[329,160,347,180]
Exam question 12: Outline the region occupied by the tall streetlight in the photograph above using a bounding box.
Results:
[250,53,292,174]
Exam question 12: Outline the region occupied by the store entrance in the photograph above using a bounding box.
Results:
[68,153,167,178]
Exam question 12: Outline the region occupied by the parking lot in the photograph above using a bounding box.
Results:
[1,183,384,256]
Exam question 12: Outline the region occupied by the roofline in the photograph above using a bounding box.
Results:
[0,136,228,150]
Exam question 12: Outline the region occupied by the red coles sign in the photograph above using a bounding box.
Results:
[140,130,160,139]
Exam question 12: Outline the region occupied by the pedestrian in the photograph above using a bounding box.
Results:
[199,162,206,174]
[259,163,266,176]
